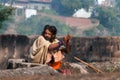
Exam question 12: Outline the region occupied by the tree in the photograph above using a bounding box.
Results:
[91,6,120,36]
[0,0,7,5]
[16,15,72,36]
[92,7,118,28]
[51,0,94,16]
[0,4,14,28]
[116,0,120,9]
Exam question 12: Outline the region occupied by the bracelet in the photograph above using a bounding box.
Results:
[58,41,64,46]
[54,41,63,50]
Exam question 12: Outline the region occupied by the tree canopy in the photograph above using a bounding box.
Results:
[0,4,13,28]
[116,0,120,9]
[92,7,118,27]
[16,15,72,36]
[51,0,94,16]
[91,5,120,36]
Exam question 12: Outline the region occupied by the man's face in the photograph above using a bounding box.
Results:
[44,29,53,41]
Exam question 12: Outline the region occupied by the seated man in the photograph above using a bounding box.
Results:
[29,25,71,70]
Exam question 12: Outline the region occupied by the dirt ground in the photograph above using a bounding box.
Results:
[0,72,120,80]
[0,61,120,80]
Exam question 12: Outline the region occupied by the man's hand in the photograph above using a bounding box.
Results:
[63,34,72,43]
[63,34,72,53]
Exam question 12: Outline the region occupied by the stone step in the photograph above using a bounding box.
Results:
[8,59,41,69]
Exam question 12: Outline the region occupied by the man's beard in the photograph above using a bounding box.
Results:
[44,36,51,41]
[43,35,54,42]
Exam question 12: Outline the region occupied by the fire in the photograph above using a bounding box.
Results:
[50,61,62,70]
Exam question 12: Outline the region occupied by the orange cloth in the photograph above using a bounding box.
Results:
[51,61,62,70]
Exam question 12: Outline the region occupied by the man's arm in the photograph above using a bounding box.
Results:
[48,34,72,53]
[48,41,64,51]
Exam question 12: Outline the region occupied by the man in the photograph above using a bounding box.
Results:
[29,25,71,70]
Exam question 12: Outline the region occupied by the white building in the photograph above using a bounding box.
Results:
[73,8,92,18]
[95,0,114,7]
[97,0,105,5]
[25,9,37,19]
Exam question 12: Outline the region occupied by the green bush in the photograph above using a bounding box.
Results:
[16,15,71,36]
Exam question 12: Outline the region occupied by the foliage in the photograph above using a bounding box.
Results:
[0,21,10,33]
[116,0,120,9]
[0,4,14,28]
[83,28,96,36]
[16,15,71,36]
[39,9,58,15]
[83,24,110,36]
[51,0,94,16]
[92,7,118,27]
[91,6,120,36]
[108,17,120,36]
[51,0,71,16]
[97,24,105,31]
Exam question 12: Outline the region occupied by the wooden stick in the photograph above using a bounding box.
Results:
[74,57,104,73]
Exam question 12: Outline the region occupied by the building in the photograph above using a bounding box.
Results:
[2,0,52,18]
[95,0,115,7]
[15,0,52,10]
[73,8,92,18]
[1,0,52,10]
[25,9,37,19]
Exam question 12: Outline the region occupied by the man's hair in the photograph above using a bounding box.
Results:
[42,25,57,42]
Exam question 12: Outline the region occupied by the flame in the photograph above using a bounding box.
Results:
[51,61,62,70]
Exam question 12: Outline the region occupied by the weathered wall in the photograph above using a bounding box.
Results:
[0,34,30,69]
[0,34,120,69]
[66,36,120,62]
